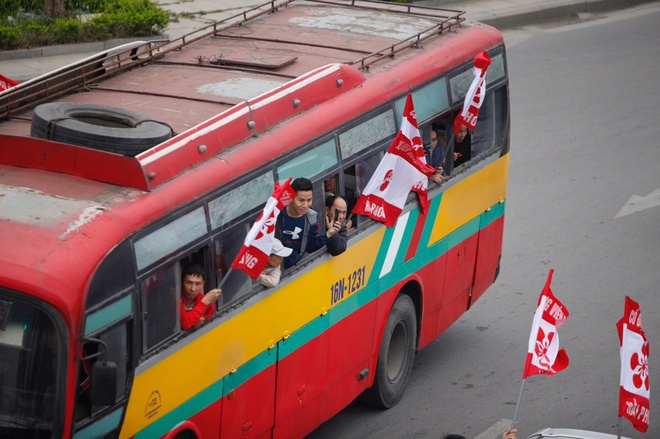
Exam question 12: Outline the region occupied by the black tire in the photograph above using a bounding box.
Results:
[360,294,417,408]
[31,102,173,156]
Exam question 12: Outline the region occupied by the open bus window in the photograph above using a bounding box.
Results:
[0,294,63,434]
[213,225,252,309]
[342,153,381,229]
[140,261,179,350]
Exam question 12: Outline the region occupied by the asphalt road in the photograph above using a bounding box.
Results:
[308,3,660,439]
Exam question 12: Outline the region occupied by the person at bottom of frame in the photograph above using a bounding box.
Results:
[180,262,222,330]
[258,238,293,288]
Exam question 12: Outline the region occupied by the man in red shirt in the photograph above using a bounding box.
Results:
[180,262,222,330]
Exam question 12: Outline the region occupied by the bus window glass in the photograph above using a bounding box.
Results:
[277,139,337,183]
[77,320,130,420]
[135,207,208,272]
[472,87,507,159]
[0,294,63,431]
[487,53,506,83]
[394,77,449,124]
[140,261,180,349]
[343,152,383,224]
[209,172,274,230]
[449,52,505,105]
[213,226,252,308]
[339,110,395,159]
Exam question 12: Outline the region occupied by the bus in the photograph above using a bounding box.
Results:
[0,1,510,437]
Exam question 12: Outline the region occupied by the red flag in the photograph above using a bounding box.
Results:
[230,178,296,279]
[0,74,20,92]
[453,52,492,134]
[522,269,570,378]
[352,93,435,227]
[617,296,650,433]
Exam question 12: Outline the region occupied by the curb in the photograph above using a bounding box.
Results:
[470,0,656,29]
[0,34,165,61]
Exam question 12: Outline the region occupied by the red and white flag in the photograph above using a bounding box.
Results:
[0,74,20,92]
[352,93,435,227]
[453,52,492,134]
[231,178,296,279]
[522,269,570,378]
[617,296,650,433]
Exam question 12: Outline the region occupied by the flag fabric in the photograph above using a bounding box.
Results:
[230,178,296,279]
[522,269,570,379]
[0,74,20,92]
[617,296,650,433]
[352,93,435,227]
[453,51,492,134]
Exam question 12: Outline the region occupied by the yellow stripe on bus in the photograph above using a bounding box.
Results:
[121,230,384,437]
[430,154,509,244]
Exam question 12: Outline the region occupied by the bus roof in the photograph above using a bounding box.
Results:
[0,0,504,313]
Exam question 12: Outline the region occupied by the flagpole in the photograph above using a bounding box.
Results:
[511,378,527,429]
[218,267,234,289]
[617,416,622,439]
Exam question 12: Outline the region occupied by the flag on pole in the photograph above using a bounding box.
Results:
[522,269,570,378]
[453,51,492,134]
[0,74,20,92]
[617,296,650,433]
[352,93,435,227]
[230,178,296,279]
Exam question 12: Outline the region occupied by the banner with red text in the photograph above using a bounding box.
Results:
[352,93,435,227]
[617,296,650,433]
[231,178,295,279]
[453,52,492,134]
[522,269,570,378]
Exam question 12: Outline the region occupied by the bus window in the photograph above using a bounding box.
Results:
[0,294,64,430]
[472,86,508,159]
[208,172,273,231]
[140,261,180,350]
[342,152,382,228]
[338,109,396,160]
[213,226,252,308]
[277,139,337,183]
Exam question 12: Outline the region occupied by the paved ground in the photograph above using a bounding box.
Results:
[1,0,652,82]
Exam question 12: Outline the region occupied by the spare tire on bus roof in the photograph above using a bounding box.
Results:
[31,102,173,157]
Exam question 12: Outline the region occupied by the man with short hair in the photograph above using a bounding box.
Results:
[179,262,222,330]
[276,177,339,269]
[325,195,349,256]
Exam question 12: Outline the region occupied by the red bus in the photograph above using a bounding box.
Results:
[0,1,510,437]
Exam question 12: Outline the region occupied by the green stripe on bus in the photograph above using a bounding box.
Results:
[135,349,277,438]
[73,407,123,439]
[420,193,444,250]
[368,225,396,284]
[395,208,419,267]
[136,202,504,437]
[84,294,132,336]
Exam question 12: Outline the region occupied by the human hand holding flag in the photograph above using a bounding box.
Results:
[352,93,435,227]
[617,296,650,433]
[522,269,570,378]
[230,178,296,279]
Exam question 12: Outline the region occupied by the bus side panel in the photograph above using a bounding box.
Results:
[274,327,328,438]
[273,291,377,438]
[417,252,448,349]
[220,364,276,438]
[441,233,479,313]
[471,213,505,305]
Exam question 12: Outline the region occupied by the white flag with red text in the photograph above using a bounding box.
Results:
[352,93,435,227]
[0,74,20,92]
[617,296,650,433]
[453,52,492,134]
[231,178,296,279]
[522,269,570,378]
